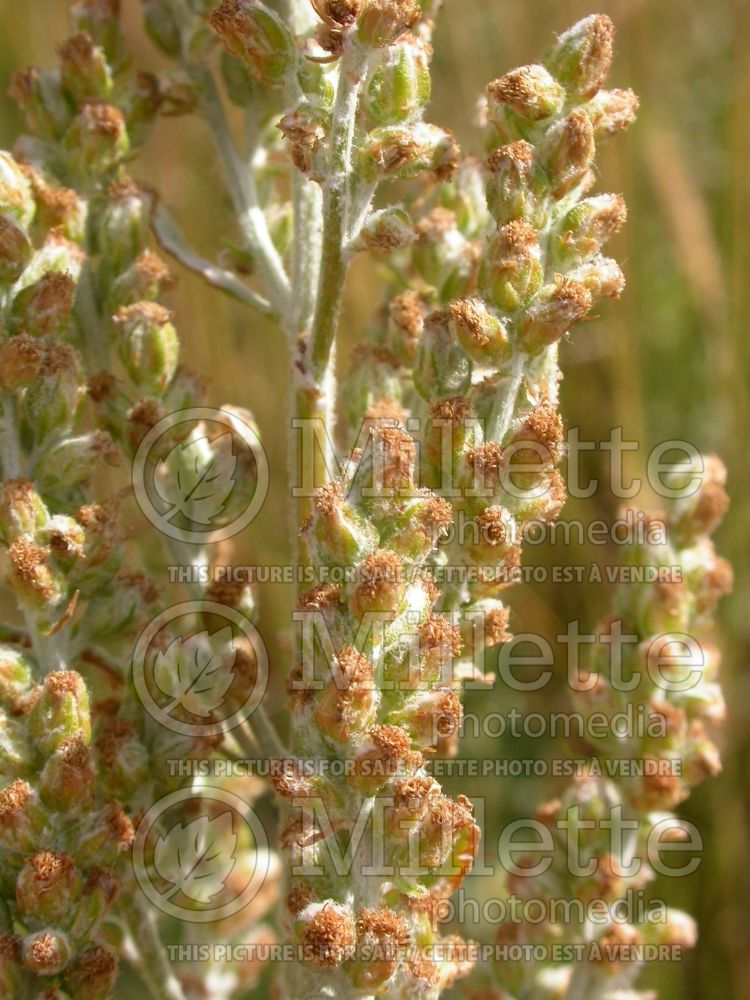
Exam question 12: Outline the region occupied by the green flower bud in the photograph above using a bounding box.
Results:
[386,289,427,363]
[0,479,49,543]
[16,851,83,925]
[0,647,34,708]
[141,0,183,57]
[209,1,297,86]
[350,206,415,254]
[22,928,73,976]
[361,123,459,181]
[158,69,200,117]
[0,216,32,284]
[587,87,639,139]
[539,108,595,199]
[81,569,156,641]
[108,249,174,309]
[363,35,431,124]
[486,64,564,141]
[414,308,472,400]
[477,220,543,314]
[350,548,405,616]
[97,180,153,274]
[28,671,91,756]
[6,538,66,612]
[23,344,85,445]
[554,193,627,264]
[23,168,87,243]
[62,943,118,1000]
[309,482,378,568]
[64,102,129,176]
[422,395,474,490]
[0,335,46,390]
[94,718,149,798]
[464,504,518,567]
[8,66,71,138]
[486,140,543,227]
[313,646,377,743]
[39,737,95,812]
[0,780,45,853]
[341,345,403,430]
[357,0,422,47]
[0,152,35,230]
[122,71,162,145]
[71,0,124,62]
[75,803,134,867]
[411,207,473,297]
[58,31,114,102]
[34,431,119,492]
[115,301,179,395]
[9,271,78,338]
[67,869,120,943]
[516,279,592,354]
[569,254,625,302]
[0,934,24,996]
[447,298,510,368]
[545,14,614,101]
[278,102,329,178]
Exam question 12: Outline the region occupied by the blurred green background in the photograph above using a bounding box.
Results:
[0,1,747,998]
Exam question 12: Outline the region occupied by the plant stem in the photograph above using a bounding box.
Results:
[120,891,187,1000]
[192,66,291,315]
[308,41,370,382]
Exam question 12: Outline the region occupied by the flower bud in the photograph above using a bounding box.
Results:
[362,123,459,181]
[6,538,65,612]
[8,66,71,138]
[309,482,377,567]
[0,152,35,230]
[363,35,431,124]
[386,289,427,363]
[477,220,543,314]
[23,168,87,243]
[0,479,48,542]
[0,216,32,284]
[545,14,614,101]
[71,0,123,61]
[121,71,161,144]
[62,944,118,1000]
[0,780,45,853]
[554,193,627,264]
[58,31,114,102]
[23,344,84,445]
[517,279,592,354]
[95,718,150,797]
[350,548,404,616]
[9,270,78,338]
[0,646,34,707]
[39,736,95,811]
[16,851,83,924]
[486,65,564,140]
[485,141,541,227]
[29,671,91,756]
[0,334,47,390]
[351,206,415,254]
[97,180,153,274]
[108,249,174,309]
[464,504,518,567]
[411,207,473,295]
[157,69,200,117]
[347,724,422,794]
[64,102,129,176]
[569,255,625,301]
[587,87,639,139]
[142,0,183,56]
[313,646,377,742]
[391,688,462,747]
[277,103,329,178]
[350,908,410,990]
[669,454,729,543]
[447,298,510,369]
[22,929,73,976]
[341,345,403,430]
[357,0,422,47]
[539,109,595,198]
[115,301,178,395]
[209,1,297,86]
[414,309,472,400]
[422,395,473,489]
[34,430,119,491]
[67,869,120,942]
[298,901,356,967]
[75,803,134,867]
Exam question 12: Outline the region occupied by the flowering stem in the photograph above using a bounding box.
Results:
[119,891,187,1000]
[308,40,370,383]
